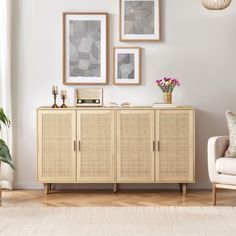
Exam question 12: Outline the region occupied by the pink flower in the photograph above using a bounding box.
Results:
[155,77,180,93]
[169,78,180,86]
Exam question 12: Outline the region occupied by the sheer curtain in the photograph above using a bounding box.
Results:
[0,0,13,190]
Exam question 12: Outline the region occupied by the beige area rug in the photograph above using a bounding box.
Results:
[0,207,236,236]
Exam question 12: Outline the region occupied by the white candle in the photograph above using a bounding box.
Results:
[61,90,67,98]
[52,86,58,94]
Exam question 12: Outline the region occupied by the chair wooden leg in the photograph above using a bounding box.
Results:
[213,184,216,206]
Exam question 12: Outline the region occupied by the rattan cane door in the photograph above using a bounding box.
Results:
[77,110,115,182]
[117,110,155,182]
[156,110,195,182]
[37,110,77,182]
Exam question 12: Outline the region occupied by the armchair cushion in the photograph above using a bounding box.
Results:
[216,157,236,176]
[225,111,236,157]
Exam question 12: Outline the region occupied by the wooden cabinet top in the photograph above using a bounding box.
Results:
[37,106,195,110]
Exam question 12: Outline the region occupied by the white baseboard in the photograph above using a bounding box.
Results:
[13,182,44,190]
[13,181,212,190]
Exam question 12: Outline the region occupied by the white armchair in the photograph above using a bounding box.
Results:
[208,136,236,205]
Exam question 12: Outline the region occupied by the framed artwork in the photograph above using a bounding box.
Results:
[63,13,108,85]
[119,0,160,42]
[113,47,141,85]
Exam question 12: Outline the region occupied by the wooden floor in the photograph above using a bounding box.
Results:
[1,189,236,207]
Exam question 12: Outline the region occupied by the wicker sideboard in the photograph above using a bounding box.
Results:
[37,107,195,194]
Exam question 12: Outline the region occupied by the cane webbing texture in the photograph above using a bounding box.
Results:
[41,114,74,179]
[119,112,153,180]
[79,112,113,179]
[158,111,191,181]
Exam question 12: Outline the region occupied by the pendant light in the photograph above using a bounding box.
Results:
[202,0,231,10]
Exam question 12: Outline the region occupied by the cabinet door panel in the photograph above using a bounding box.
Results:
[37,110,76,182]
[156,110,195,182]
[117,110,155,182]
[77,110,115,182]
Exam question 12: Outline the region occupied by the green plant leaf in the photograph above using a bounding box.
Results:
[0,138,14,169]
[0,108,10,130]
[0,108,14,169]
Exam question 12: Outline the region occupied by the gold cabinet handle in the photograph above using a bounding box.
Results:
[157,141,160,152]
[78,141,81,151]
[153,141,155,152]
[73,141,77,151]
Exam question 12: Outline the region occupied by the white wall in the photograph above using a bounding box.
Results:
[12,0,236,189]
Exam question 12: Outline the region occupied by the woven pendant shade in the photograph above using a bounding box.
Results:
[202,0,231,10]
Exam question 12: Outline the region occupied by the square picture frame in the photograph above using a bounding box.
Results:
[63,12,109,85]
[113,47,141,85]
[119,0,160,42]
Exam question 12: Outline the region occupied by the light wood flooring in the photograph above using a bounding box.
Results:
[1,189,236,207]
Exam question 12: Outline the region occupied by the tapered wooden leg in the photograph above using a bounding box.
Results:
[182,184,187,195]
[113,183,118,193]
[213,184,216,206]
[49,183,55,191]
[44,184,49,195]
[50,184,56,191]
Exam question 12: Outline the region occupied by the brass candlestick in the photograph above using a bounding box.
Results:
[51,86,59,108]
[60,90,67,108]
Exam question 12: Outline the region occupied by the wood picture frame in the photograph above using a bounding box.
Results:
[63,12,109,85]
[113,47,141,85]
[119,0,160,42]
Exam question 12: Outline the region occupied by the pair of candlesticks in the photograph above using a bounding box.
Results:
[52,86,67,108]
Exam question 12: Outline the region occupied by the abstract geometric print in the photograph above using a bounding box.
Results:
[69,20,101,77]
[124,1,154,34]
[117,53,135,79]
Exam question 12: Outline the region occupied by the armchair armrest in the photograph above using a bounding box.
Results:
[208,136,229,182]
